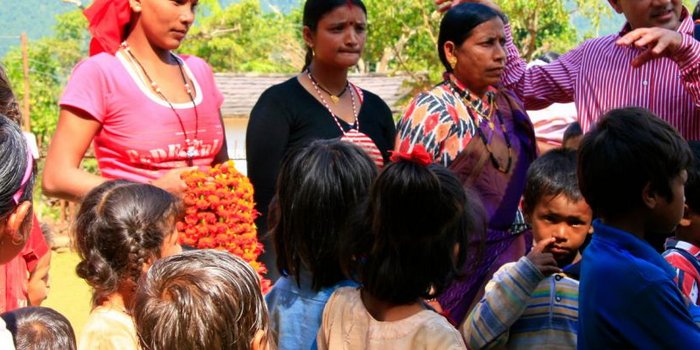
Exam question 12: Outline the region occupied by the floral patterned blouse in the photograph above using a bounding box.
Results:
[395,75,497,167]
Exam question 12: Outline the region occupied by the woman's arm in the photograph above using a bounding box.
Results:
[246,90,290,222]
[213,111,229,165]
[42,106,106,201]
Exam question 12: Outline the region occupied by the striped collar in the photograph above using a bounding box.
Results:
[664,238,700,257]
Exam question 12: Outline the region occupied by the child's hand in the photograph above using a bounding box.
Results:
[526,237,562,277]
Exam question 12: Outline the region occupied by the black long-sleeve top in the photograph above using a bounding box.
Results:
[246,77,396,233]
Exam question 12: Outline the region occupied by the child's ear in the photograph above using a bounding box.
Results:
[679,204,693,227]
[251,329,268,350]
[3,201,31,245]
[641,182,657,209]
[142,255,156,274]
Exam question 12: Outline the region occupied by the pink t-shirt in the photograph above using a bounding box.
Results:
[60,52,225,183]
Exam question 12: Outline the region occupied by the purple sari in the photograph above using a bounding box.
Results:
[438,89,537,326]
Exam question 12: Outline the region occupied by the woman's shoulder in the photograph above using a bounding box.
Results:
[410,82,455,107]
[177,54,211,68]
[357,87,387,105]
[256,77,304,103]
[70,53,120,76]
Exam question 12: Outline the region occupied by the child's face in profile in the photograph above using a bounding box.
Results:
[648,170,687,236]
[160,229,182,259]
[529,194,593,266]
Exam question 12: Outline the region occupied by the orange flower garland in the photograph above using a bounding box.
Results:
[177,161,271,293]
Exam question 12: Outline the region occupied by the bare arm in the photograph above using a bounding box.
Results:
[213,111,229,165]
[42,106,106,201]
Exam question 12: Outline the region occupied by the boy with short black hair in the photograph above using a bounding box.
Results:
[663,141,700,305]
[1,306,77,350]
[463,148,592,349]
[577,107,700,348]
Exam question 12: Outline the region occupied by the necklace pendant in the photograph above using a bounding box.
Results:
[330,95,340,104]
[488,121,495,130]
[186,146,198,158]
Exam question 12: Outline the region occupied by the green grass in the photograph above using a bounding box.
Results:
[42,250,92,339]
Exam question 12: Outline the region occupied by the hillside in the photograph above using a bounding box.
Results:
[0,0,302,57]
[1,0,625,59]
[0,0,75,57]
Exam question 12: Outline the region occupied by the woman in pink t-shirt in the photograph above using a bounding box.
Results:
[43,0,227,201]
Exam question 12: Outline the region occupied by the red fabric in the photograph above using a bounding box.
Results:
[0,215,49,312]
[389,144,433,166]
[84,0,132,56]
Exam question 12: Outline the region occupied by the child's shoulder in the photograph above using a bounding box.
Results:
[412,311,467,350]
[80,307,138,350]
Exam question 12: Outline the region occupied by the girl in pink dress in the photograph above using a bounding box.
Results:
[43,0,228,201]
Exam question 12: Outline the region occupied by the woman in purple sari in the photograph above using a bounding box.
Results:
[395,3,536,326]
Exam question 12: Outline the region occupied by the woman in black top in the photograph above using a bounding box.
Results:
[246,0,395,279]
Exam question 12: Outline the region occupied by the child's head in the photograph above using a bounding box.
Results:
[523,148,592,266]
[75,180,183,307]
[562,122,583,150]
[350,155,470,304]
[134,249,270,350]
[676,141,700,245]
[0,114,34,264]
[1,306,77,350]
[269,139,376,290]
[578,107,691,236]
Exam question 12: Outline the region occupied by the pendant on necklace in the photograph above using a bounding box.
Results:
[186,146,198,158]
[330,95,340,104]
[488,121,495,131]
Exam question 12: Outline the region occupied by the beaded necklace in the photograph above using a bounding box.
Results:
[447,79,513,173]
[307,72,349,104]
[121,42,200,166]
[306,68,358,132]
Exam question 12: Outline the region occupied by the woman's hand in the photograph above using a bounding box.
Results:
[435,0,501,12]
[150,167,197,196]
[526,237,561,276]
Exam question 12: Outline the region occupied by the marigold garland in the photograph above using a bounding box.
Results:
[177,161,271,293]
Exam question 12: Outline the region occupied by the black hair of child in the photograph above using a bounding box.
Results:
[562,122,582,146]
[685,141,700,213]
[343,160,471,304]
[269,139,377,291]
[74,180,183,308]
[1,306,77,350]
[523,148,582,215]
[577,107,692,220]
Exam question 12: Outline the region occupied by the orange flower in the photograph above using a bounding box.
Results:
[177,161,271,293]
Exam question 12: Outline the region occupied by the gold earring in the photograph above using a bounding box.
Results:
[448,56,457,69]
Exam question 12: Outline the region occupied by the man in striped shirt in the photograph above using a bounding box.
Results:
[445,0,700,140]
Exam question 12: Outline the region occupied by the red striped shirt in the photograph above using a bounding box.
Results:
[502,11,700,140]
[663,239,700,305]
